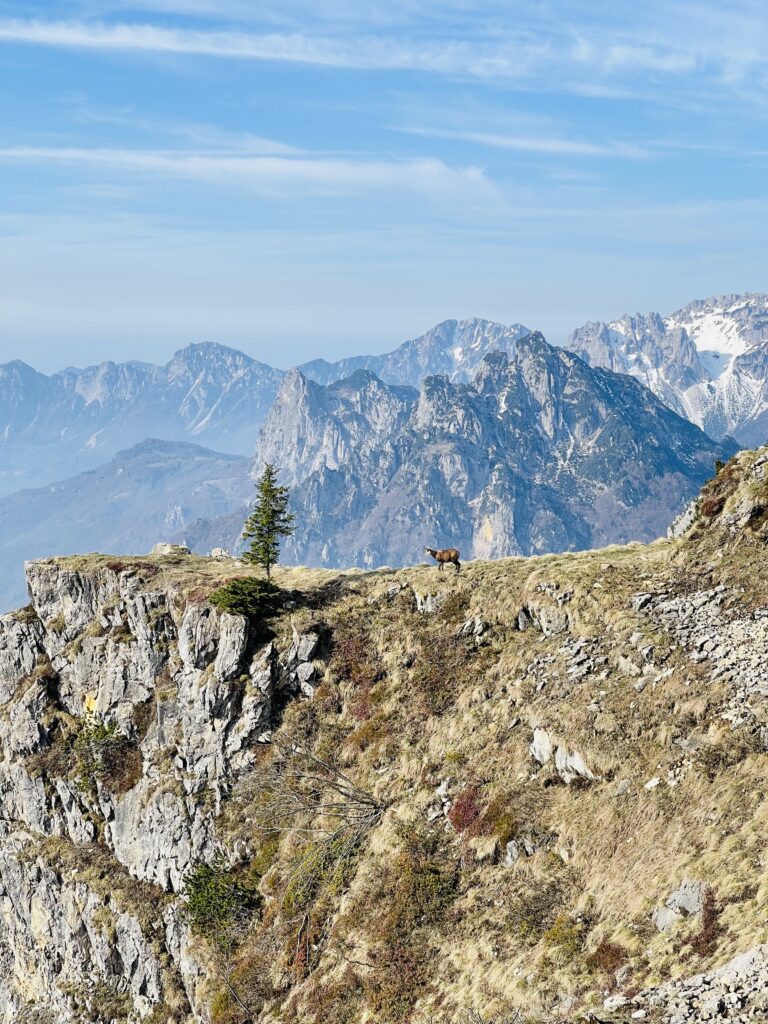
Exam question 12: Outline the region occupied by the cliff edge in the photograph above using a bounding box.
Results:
[0,447,766,1023]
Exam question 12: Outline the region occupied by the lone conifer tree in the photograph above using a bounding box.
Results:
[242,463,295,579]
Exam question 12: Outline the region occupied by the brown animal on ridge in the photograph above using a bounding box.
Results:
[425,547,461,574]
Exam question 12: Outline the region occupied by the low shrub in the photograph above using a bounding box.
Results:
[694,729,764,778]
[363,822,459,1022]
[331,611,382,689]
[507,875,566,942]
[209,577,284,620]
[586,937,629,975]
[364,939,431,1022]
[31,712,150,794]
[690,888,721,957]
[300,967,364,1024]
[184,855,258,945]
[699,459,740,518]
[439,588,471,624]
[283,834,359,918]
[448,785,482,833]
[411,633,475,715]
[11,604,38,625]
[249,834,280,881]
[475,794,517,847]
[210,953,278,1024]
[543,913,585,961]
[130,698,155,742]
[346,714,389,752]
[389,822,460,929]
[26,724,77,781]
[74,720,143,795]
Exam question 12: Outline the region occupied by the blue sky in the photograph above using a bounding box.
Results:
[1,1,767,370]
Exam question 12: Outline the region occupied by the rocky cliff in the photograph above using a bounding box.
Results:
[0,449,767,1022]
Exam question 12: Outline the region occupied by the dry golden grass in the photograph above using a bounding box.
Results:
[40,456,768,1023]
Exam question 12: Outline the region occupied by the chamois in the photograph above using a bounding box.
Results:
[425,547,461,574]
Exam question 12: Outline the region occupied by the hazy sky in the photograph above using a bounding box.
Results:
[1,0,767,370]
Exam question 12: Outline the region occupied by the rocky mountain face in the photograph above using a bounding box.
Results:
[569,293,768,446]
[0,344,283,496]
[255,369,418,486]
[254,332,735,569]
[299,317,530,386]
[0,450,766,1022]
[0,439,251,612]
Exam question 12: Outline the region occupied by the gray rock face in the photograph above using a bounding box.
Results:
[254,368,418,488]
[0,557,314,1022]
[569,293,768,445]
[0,826,168,1024]
[635,944,768,1023]
[252,333,733,570]
[637,581,768,743]
[652,880,706,932]
[529,727,595,784]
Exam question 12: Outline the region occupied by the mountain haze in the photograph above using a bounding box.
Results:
[0,344,283,495]
[3,296,767,612]
[0,439,251,611]
[0,320,531,497]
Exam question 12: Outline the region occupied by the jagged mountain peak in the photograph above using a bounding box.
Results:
[569,293,768,445]
[299,315,531,387]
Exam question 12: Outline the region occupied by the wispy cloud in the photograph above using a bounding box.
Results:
[61,96,301,154]
[399,125,648,159]
[0,18,543,78]
[3,9,766,105]
[0,144,497,201]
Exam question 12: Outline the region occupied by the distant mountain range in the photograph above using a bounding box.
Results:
[568,294,768,445]
[0,344,282,496]
[0,319,530,496]
[0,293,765,609]
[299,317,529,386]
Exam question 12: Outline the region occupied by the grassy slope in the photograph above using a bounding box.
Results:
[50,447,768,1024]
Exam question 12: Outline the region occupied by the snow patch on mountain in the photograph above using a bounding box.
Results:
[569,294,768,446]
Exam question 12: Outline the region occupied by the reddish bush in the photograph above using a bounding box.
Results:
[586,937,629,974]
[351,689,372,722]
[332,618,381,688]
[448,785,482,833]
